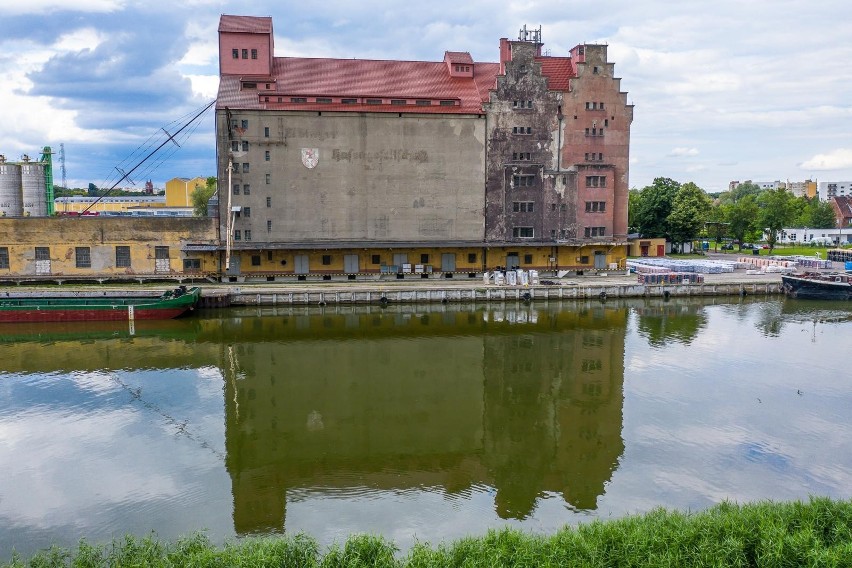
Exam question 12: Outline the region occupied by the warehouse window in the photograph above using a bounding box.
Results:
[35,247,50,261]
[267,220,272,232]
[115,246,131,268]
[183,259,201,271]
[242,49,248,59]
[232,48,238,59]
[265,174,271,184]
[0,247,8,269]
[251,255,261,266]
[234,230,241,241]
[584,226,606,237]
[154,246,169,260]
[264,126,269,137]
[371,254,381,264]
[322,255,331,265]
[468,253,477,263]
[251,49,257,59]
[512,174,536,187]
[242,163,249,173]
[513,201,534,213]
[244,230,252,241]
[233,184,240,195]
[243,184,251,195]
[585,175,606,188]
[243,206,251,218]
[512,227,534,238]
[265,150,270,161]
[524,254,533,264]
[421,253,430,263]
[585,201,606,212]
[316,97,332,103]
[241,141,249,152]
[75,247,91,268]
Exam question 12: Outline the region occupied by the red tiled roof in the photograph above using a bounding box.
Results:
[219,15,272,34]
[834,196,852,219]
[445,51,474,64]
[217,53,573,112]
[536,56,574,91]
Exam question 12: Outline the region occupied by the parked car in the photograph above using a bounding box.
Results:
[721,243,734,250]
[740,243,756,249]
[761,244,769,249]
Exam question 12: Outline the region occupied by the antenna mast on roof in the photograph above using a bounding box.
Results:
[518,25,542,44]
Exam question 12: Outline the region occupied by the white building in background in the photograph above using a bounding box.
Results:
[766,227,851,245]
[818,181,852,201]
[754,180,784,190]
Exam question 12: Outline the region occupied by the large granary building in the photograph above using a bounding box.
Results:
[215,15,632,280]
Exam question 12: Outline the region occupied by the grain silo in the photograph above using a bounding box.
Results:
[0,155,23,217]
[21,155,47,217]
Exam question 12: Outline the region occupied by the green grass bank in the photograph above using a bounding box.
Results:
[5,498,852,567]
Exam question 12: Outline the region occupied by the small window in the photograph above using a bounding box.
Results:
[0,246,9,269]
[420,253,430,263]
[439,100,455,106]
[242,49,248,59]
[242,141,249,152]
[593,66,600,74]
[243,206,251,217]
[251,255,261,266]
[322,255,331,265]
[251,49,257,60]
[366,99,382,105]
[264,126,270,137]
[243,184,251,195]
[241,119,248,129]
[265,150,270,161]
[242,163,249,173]
[183,259,201,271]
[291,97,307,103]
[267,251,273,261]
[316,97,332,103]
[243,82,256,89]
[512,227,534,238]
[245,230,252,241]
[115,246,131,268]
[341,98,358,104]
[524,254,533,264]
[391,99,406,105]
[467,253,477,263]
[233,184,240,195]
[154,246,169,260]
[415,100,432,106]
[265,173,271,185]
[266,196,271,207]
[33,246,50,262]
[234,230,241,241]
[232,48,239,59]
[267,220,272,232]
[371,254,381,264]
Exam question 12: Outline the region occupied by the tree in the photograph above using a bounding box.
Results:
[806,199,837,229]
[719,181,762,206]
[758,188,794,251]
[191,176,217,217]
[627,188,642,234]
[667,182,712,246]
[723,195,759,248]
[633,177,681,238]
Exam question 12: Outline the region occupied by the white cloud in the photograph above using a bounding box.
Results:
[0,0,124,15]
[669,147,699,157]
[800,149,852,171]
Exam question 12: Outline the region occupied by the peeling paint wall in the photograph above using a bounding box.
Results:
[217,111,486,245]
[0,217,218,276]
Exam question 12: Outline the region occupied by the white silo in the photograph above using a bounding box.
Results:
[21,155,47,217]
[0,155,23,217]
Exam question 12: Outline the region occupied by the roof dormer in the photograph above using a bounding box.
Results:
[444,51,474,78]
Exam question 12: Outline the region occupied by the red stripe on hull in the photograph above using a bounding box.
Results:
[0,307,191,323]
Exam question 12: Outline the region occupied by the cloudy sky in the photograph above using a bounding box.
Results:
[1,0,850,192]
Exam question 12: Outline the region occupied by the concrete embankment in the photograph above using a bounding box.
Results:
[206,272,784,307]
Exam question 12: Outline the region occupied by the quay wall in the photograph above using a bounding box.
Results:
[221,281,783,307]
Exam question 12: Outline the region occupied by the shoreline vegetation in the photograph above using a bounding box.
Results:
[5,498,852,567]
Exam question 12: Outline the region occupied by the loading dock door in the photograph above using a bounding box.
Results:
[594,251,607,269]
[226,254,241,276]
[506,253,520,270]
[344,254,360,274]
[441,253,456,272]
[294,255,309,274]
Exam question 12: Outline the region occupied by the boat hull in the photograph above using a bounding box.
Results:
[782,274,852,301]
[0,288,201,323]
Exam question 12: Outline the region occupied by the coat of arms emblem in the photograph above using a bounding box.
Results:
[301,148,319,169]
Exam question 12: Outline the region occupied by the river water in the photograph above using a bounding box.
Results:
[1,297,851,558]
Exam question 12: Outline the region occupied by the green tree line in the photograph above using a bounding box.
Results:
[629,179,837,251]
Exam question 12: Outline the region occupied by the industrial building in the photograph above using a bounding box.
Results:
[0,149,55,217]
[215,15,633,281]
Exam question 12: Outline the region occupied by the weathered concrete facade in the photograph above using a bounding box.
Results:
[217,110,486,245]
[0,217,218,278]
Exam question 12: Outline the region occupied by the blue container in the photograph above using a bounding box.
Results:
[845,261,852,271]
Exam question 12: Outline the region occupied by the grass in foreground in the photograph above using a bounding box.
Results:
[5,498,852,567]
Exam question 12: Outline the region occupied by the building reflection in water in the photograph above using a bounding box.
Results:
[217,302,626,534]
